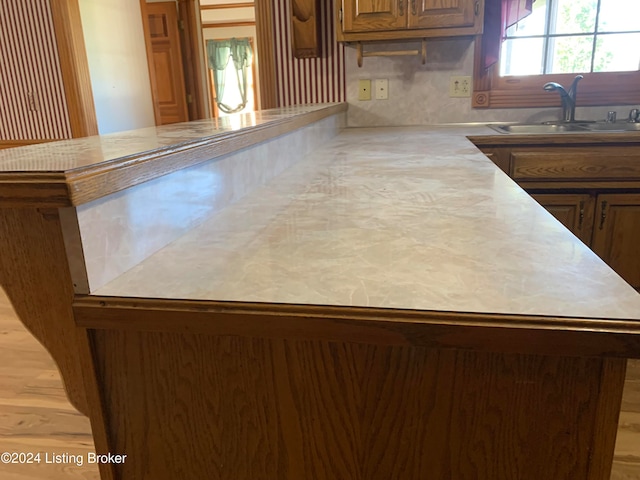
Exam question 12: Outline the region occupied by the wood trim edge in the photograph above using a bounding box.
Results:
[586,358,627,480]
[0,104,346,208]
[73,295,640,358]
[50,0,98,137]
[200,2,255,10]
[254,0,278,109]
[139,0,162,126]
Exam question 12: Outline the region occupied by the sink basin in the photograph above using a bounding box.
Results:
[490,124,589,134]
[490,122,640,134]
[582,122,640,132]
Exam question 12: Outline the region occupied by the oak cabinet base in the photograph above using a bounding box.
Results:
[88,328,624,480]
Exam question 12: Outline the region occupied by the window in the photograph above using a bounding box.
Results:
[212,53,256,118]
[473,0,640,109]
[206,38,255,117]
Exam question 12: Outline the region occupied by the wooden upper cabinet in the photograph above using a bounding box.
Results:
[408,0,478,29]
[342,0,405,33]
[337,0,483,40]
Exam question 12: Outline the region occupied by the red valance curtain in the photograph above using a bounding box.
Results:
[482,0,535,70]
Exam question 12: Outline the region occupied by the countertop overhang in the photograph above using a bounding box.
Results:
[0,103,347,207]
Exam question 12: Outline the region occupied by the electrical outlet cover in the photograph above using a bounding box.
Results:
[449,76,471,97]
[358,79,371,101]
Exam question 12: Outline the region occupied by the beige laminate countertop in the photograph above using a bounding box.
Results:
[94,124,640,321]
[0,104,346,207]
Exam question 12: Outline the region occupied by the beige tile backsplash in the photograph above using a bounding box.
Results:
[345,37,636,127]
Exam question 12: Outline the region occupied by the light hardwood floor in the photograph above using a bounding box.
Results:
[0,286,638,479]
[0,288,98,480]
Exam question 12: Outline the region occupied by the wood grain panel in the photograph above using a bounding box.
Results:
[469,134,640,147]
[409,0,478,30]
[512,150,640,181]
[90,328,625,480]
[3,286,639,479]
[530,193,596,244]
[73,296,640,359]
[592,194,640,290]
[201,2,255,9]
[254,0,278,109]
[177,0,206,121]
[0,209,86,414]
[0,0,72,140]
[291,0,320,58]
[49,0,98,138]
[146,2,189,125]
[342,0,404,33]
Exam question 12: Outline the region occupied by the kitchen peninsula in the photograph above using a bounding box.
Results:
[1,104,640,480]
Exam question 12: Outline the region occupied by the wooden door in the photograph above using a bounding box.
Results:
[144,2,188,125]
[407,0,478,29]
[530,193,595,245]
[591,193,640,290]
[342,0,406,33]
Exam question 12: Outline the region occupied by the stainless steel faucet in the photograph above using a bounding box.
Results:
[543,75,584,123]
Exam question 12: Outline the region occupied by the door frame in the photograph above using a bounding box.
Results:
[177,0,207,120]
[254,1,277,109]
[50,0,98,137]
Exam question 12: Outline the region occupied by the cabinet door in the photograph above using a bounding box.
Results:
[480,148,510,174]
[407,0,478,29]
[530,193,595,245]
[342,0,406,32]
[591,194,640,290]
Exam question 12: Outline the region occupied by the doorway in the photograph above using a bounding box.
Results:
[140,0,208,124]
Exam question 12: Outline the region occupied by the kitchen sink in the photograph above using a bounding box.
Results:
[490,122,640,134]
[581,122,640,132]
[490,124,588,134]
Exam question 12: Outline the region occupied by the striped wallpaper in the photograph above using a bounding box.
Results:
[0,0,72,140]
[272,0,345,107]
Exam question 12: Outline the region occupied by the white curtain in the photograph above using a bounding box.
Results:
[206,38,253,114]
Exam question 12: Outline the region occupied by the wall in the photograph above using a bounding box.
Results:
[346,37,636,127]
[0,0,72,140]
[79,0,155,134]
[273,0,345,106]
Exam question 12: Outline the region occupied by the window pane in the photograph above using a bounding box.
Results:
[598,0,640,32]
[548,35,594,73]
[593,33,640,72]
[505,0,547,37]
[551,0,597,34]
[500,38,544,76]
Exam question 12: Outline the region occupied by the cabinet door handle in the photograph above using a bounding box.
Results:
[578,201,584,230]
[475,1,480,16]
[399,0,404,16]
[411,0,417,15]
[599,200,608,230]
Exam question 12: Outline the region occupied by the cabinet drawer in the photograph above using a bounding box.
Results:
[512,151,640,181]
